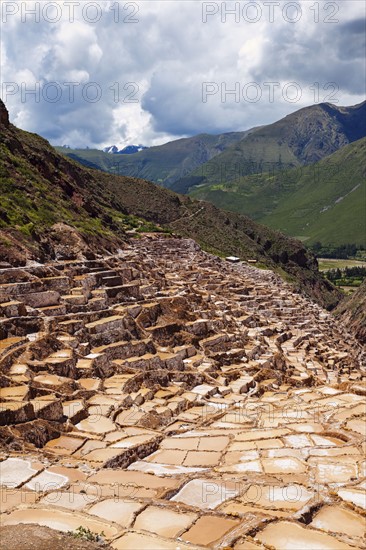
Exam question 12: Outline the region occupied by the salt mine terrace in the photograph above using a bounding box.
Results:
[0,235,365,549]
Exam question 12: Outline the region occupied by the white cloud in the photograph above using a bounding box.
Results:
[52,21,103,69]
[1,0,365,148]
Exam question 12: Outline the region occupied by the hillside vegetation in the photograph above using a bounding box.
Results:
[178,101,366,193]
[0,99,340,309]
[58,102,366,196]
[335,280,366,343]
[191,137,366,246]
[56,129,256,188]
[56,101,366,249]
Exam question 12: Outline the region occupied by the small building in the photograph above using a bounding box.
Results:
[225,256,240,263]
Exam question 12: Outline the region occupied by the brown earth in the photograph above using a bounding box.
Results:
[0,525,110,550]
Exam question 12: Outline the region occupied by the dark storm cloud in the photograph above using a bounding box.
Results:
[251,12,366,97]
[336,18,366,61]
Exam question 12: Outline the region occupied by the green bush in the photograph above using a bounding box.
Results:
[68,526,105,542]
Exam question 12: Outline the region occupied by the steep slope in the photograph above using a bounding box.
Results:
[191,138,366,246]
[0,103,162,265]
[56,129,257,187]
[0,99,340,308]
[176,101,366,193]
[335,280,366,344]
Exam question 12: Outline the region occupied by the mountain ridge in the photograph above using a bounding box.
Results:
[174,100,366,193]
[56,128,259,187]
[55,101,366,231]
[0,99,340,309]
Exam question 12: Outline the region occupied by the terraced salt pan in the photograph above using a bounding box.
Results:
[1,236,365,549]
[81,447,131,464]
[256,520,360,550]
[0,458,41,487]
[332,403,366,422]
[111,531,200,549]
[45,435,85,454]
[0,487,38,512]
[283,434,312,448]
[73,440,106,458]
[308,445,361,457]
[346,417,366,436]
[33,374,69,386]
[110,434,157,448]
[160,437,200,450]
[263,448,303,459]
[234,538,266,549]
[234,428,290,441]
[159,435,229,452]
[63,400,84,419]
[262,457,307,474]
[312,458,358,483]
[310,505,365,538]
[88,469,180,499]
[76,416,116,434]
[46,349,73,361]
[87,498,143,527]
[311,434,346,446]
[337,488,366,509]
[181,515,240,546]
[285,422,324,433]
[39,491,96,510]
[128,461,208,476]
[171,479,240,510]
[133,505,197,538]
[183,450,222,467]
[220,501,291,518]
[0,386,28,400]
[79,378,101,391]
[225,449,260,462]
[240,484,313,511]
[25,470,69,491]
[218,459,262,473]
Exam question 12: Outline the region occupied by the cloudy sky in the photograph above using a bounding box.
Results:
[1,0,365,148]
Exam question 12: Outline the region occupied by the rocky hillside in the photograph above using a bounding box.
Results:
[0,99,340,309]
[0,101,159,265]
[174,101,366,193]
[335,280,366,344]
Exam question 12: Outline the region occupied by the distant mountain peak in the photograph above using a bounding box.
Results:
[103,145,119,154]
[103,144,148,154]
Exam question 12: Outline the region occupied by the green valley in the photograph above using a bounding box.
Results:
[191,137,366,247]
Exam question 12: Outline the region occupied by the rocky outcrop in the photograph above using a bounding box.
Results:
[48,223,96,261]
[12,419,61,448]
[0,99,9,127]
[335,279,366,344]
